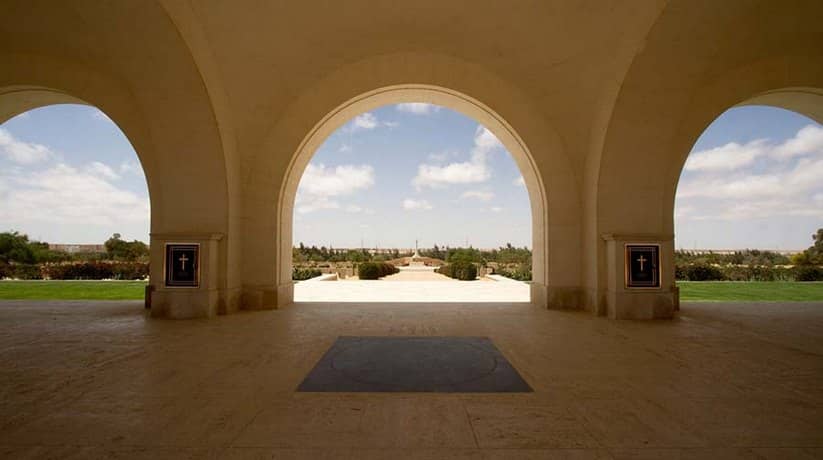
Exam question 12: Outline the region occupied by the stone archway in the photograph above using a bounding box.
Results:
[0,51,235,319]
[593,56,823,319]
[275,85,549,307]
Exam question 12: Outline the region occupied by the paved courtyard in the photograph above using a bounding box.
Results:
[1,299,822,459]
[295,273,530,303]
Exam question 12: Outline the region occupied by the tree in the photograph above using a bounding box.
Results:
[104,233,149,261]
[0,231,35,264]
[792,228,823,266]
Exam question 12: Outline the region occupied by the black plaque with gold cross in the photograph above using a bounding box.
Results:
[625,244,660,288]
[165,243,200,288]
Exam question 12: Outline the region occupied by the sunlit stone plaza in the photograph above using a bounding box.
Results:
[295,269,531,303]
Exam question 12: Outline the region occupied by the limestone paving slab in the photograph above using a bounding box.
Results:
[1,300,823,459]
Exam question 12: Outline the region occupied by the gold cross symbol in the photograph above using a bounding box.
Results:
[179,254,189,271]
[636,255,647,271]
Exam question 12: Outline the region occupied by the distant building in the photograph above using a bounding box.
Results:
[677,249,802,256]
[48,244,107,254]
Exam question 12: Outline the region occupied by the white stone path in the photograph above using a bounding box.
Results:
[295,274,530,303]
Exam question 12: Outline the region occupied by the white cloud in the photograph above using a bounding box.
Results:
[396,103,441,115]
[412,126,502,189]
[677,124,823,222]
[339,144,352,153]
[460,190,494,201]
[684,125,823,173]
[402,198,433,210]
[0,128,54,164]
[296,163,375,214]
[684,139,768,172]
[773,124,823,159]
[412,161,490,190]
[489,206,503,213]
[349,112,398,132]
[513,176,526,187]
[353,113,378,130]
[86,161,120,181]
[119,161,144,176]
[0,163,149,228]
[298,163,374,197]
[427,151,458,162]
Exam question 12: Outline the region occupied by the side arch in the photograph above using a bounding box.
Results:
[592,0,823,318]
[0,50,233,318]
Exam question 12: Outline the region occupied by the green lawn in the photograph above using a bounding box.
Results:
[0,280,147,300]
[0,280,821,302]
[678,281,823,302]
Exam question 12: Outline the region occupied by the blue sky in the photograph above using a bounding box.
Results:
[293,104,530,249]
[0,105,148,244]
[676,106,823,250]
[0,103,820,249]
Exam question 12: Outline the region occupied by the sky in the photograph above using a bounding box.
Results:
[0,105,148,244]
[293,103,530,249]
[676,106,823,250]
[0,103,820,249]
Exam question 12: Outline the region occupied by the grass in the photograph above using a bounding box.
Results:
[0,280,821,302]
[678,281,823,302]
[0,280,147,300]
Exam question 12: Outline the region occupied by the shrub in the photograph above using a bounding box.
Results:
[495,264,532,281]
[358,262,380,280]
[9,264,42,280]
[436,264,452,278]
[794,265,823,281]
[438,261,477,280]
[44,262,111,280]
[292,267,322,281]
[358,262,398,280]
[40,261,149,280]
[377,262,399,277]
[111,262,150,280]
[679,263,724,281]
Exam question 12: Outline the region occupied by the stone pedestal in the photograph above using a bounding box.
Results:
[601,233,677,319]
[148,232,223,319]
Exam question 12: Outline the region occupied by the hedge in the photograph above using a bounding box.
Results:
[0,263,42,279]
[357,262,398,280]
[494,264,532,281]
[795,266,823,281]
[292,267,322,281]
[437,261,478,281]
[676,263,823,282]
[0,261,148,280]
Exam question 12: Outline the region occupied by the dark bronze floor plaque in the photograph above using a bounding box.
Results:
[297,336,532,392]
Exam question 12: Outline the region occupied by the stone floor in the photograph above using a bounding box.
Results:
[1,299,822,459]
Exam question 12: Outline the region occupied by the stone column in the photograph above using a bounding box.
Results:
[148,233,224,319]
[601,233,677,319]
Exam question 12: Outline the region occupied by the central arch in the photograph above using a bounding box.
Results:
[276,85,549,306]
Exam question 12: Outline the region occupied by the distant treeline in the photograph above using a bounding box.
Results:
[675,229,823,281]
[0,231,149,280]
[293,242,532,265]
